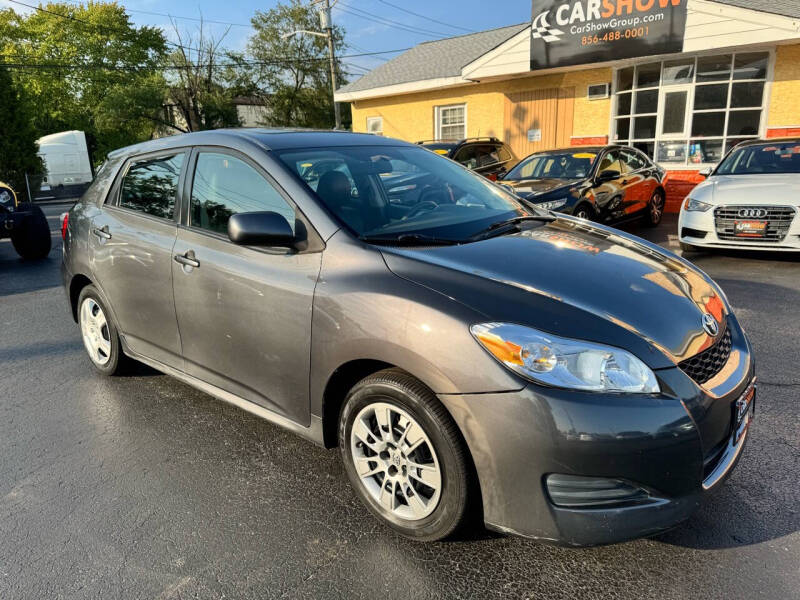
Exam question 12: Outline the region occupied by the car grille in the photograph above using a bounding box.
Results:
[714,205,796,242]
[679,327,733,385]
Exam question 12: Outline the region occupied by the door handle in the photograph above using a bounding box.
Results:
[174,250,200,269]
[91,226,111,240]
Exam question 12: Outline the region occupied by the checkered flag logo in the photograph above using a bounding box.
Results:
[532,11,564,43]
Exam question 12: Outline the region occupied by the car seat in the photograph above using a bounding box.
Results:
[316,170,365,232]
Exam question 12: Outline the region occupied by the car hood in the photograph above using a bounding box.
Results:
[380,218,729,368]
[501,177,577,198]
[698,174,800,205]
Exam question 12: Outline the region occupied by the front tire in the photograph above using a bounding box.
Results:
[646,189,665,227]
[11,203,51,260]
[339,369,471,542]
[573,202,594,221]
[77,285,130,375]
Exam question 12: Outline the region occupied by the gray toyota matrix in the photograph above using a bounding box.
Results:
[62,129,755,545]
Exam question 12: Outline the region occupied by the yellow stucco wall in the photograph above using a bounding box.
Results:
[350,67,613,143]
[768,44,800,127]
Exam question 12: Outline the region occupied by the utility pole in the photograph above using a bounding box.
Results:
[320,0,342,130]
[282,0,342,130]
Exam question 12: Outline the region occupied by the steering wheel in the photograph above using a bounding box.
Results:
[403,200,439,220]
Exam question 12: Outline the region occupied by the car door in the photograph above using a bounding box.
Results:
[171,148,322,426]
[590,149,632,222]
[620,148,657,216]
[87,150,186,368]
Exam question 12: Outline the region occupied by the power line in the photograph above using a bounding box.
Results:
[334,2,452,38]
[55,0,255,29]
[6,0,206,55]
[0,48,409,72]
[374,0,474,34]
[6,0,407,69]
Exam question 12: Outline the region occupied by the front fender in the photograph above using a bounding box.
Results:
[309,232,523,418]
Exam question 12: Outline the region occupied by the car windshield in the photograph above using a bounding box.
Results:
[716,142,800,175]
[505,151,597,181]
[276,145,529,242]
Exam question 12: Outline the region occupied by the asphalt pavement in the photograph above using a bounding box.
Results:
[1,205,798,600]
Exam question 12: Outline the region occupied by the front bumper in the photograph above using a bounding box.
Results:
[439,319,754,546]
[679,206,800,251]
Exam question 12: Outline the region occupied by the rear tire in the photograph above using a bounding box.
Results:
[339,368,471,542]
[11,203,51,260]
[646,189,665,227]
[77,285,131,376]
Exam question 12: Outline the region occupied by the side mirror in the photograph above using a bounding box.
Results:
[228,211,297,247]
[596,169,621,183]
[698,167,713,178]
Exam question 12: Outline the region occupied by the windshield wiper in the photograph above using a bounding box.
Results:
[359,233,461,246]
[467,214,556,242]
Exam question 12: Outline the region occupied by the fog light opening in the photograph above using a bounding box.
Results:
[545,474,655,508]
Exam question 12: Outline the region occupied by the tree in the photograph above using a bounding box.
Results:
[0,65,43,196]
[0,2,169,162]
[164,20,243,133]
[247,0,350,129]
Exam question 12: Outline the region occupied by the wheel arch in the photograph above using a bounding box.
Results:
[69,273,93,322]
[320,359,396,448]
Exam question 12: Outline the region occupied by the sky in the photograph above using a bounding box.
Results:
[1,0,532,81]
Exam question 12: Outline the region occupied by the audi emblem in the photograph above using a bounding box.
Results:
[738,208,767,219]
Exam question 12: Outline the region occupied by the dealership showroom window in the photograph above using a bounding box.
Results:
[613,52,769,167]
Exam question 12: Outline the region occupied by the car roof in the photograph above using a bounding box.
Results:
[521,146,610,157]
[107,128,412,160]
[734,137,800,147]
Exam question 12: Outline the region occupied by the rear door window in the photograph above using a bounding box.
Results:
[119,153,185,219]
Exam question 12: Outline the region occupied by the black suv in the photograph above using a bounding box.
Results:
[417,137,518,180]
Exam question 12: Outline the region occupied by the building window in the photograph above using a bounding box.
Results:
[613,52,769,167]
[435,104,466,141]
[366,116,383,136]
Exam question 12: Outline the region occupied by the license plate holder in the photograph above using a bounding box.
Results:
[733,381,756,444]
[734,220,768,238]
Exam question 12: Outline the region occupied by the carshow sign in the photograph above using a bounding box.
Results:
[530,0,688,70]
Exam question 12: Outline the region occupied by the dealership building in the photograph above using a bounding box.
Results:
[335,0,800,211]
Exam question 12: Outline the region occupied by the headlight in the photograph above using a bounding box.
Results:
[536,198,567,211]
[0,189,13,207]
[471,322,660,394]
[684,197,712,212]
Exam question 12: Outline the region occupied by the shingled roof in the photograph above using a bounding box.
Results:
[338,23,529,94]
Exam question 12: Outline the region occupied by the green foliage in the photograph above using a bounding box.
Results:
[0,2,169,162]
[248,0,350,129]
[0,65,43,196]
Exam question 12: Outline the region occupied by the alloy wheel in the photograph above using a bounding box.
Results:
[80,298,112,366]
[349,401,442,521]
[650,192,664,223]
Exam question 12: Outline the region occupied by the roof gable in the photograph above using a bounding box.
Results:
[338,23,528,94]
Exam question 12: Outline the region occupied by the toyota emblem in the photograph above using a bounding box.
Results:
[738,208,767,219]
[702,313,719,337]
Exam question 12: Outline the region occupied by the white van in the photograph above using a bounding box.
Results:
[37,131,92,195]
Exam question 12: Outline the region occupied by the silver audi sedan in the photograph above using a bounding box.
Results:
[679,138,800,252]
